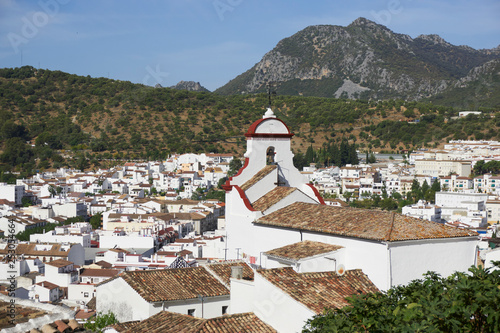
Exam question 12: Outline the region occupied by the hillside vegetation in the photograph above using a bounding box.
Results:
[216,18,500,108]
[0,66,498,178]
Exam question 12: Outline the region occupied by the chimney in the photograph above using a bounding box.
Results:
[231,266,243,280]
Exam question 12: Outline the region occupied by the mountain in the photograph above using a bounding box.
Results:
[216,18,500,107]
[170,80,209,92]
[0,67,498,177]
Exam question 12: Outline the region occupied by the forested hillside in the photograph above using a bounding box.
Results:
[0,66,498,179]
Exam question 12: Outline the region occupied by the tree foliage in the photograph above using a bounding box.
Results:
[84,311,118,333]
[89,213,102,230]
[1,66,498,177]
[473,160,500,176]
[303,264,500,333]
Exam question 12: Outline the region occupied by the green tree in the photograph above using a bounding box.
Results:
[228,158,242,177]
[21,196,33,207]
[84,311,118,333]
[89,213,102,230]
[303,264,500,333]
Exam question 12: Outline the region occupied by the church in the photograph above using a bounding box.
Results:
[224,107,478,291]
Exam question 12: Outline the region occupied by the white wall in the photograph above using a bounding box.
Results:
[99,235,154,249]
[68,283,95,304]
[163,296,230,319]
[252,272,315,333]
[97,277,151,322]
[389,237,477,287]
[230,278,255,314]
[485,248,500,270]
[97,276,230,322]
[30,232,91,248]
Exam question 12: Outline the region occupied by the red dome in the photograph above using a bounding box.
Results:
[245,117,294,138]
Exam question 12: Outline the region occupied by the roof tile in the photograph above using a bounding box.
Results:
[255,202,477,241]
[265,241,343,261]
[257,267,379,313]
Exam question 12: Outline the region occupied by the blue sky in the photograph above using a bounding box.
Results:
[1,0,499,91]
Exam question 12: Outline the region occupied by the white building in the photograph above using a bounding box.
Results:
[436,192,488,228]
[415,159,471,177]
[30,223,92,247]
[402,200,442,223]
[0,242,85,266]
[487,200,500,224]
[36,259,79,288]
[52,202,87,218]
[96,267,230,322]
[0,183,25,205]
[230,266,378,332]
[223,107,478,291]
[0,216,46,234]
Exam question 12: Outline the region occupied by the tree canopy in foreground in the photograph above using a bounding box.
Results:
[303,264,500,332]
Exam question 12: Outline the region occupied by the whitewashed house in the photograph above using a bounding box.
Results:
[36,259,79,288]
[230,266,378,332]
[96,267,230,322]
[0,183,25,205]
[402,200,442,222]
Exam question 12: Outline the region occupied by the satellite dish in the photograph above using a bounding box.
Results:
[336,264,345,276]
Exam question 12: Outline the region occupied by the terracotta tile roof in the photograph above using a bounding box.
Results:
[79,268,119,277]
[200,312,276,332]
[75,309,96,320]
[265,241,343,261]
[0,243,72,258]
[36,281,59,290]
[109,267,229,302]
[204,261,254,287]
[255,202,477,241]
[120,311,276,333]
[109,320,140,332]
[240,165,277,191]
[45,259,73,267]
[252,186,298,211]
[120,311,203,332]
[95,260,113,268]
[257,267,379,313]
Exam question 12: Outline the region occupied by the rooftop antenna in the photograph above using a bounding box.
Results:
[266,81,276,109]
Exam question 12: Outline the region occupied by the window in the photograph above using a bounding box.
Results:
[188,309,195,316]
[222,306,228,315]
[84,292,89,297]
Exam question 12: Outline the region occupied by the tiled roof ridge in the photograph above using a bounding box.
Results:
[202,263,231,289]
[240,165,277,191]
[385,212,396,241]
[203,260,255,287]
[251,186,298,212]
[255,202,477,242]
[118,267,229,302]
[119,311,276,333]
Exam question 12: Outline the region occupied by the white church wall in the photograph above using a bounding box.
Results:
[389,237,478,287]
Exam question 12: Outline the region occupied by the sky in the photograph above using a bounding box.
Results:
[1,0,499,91]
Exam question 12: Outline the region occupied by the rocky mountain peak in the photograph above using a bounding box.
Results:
[170,81,209,92]
[415,34,451,46]
[216,18,499,103]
